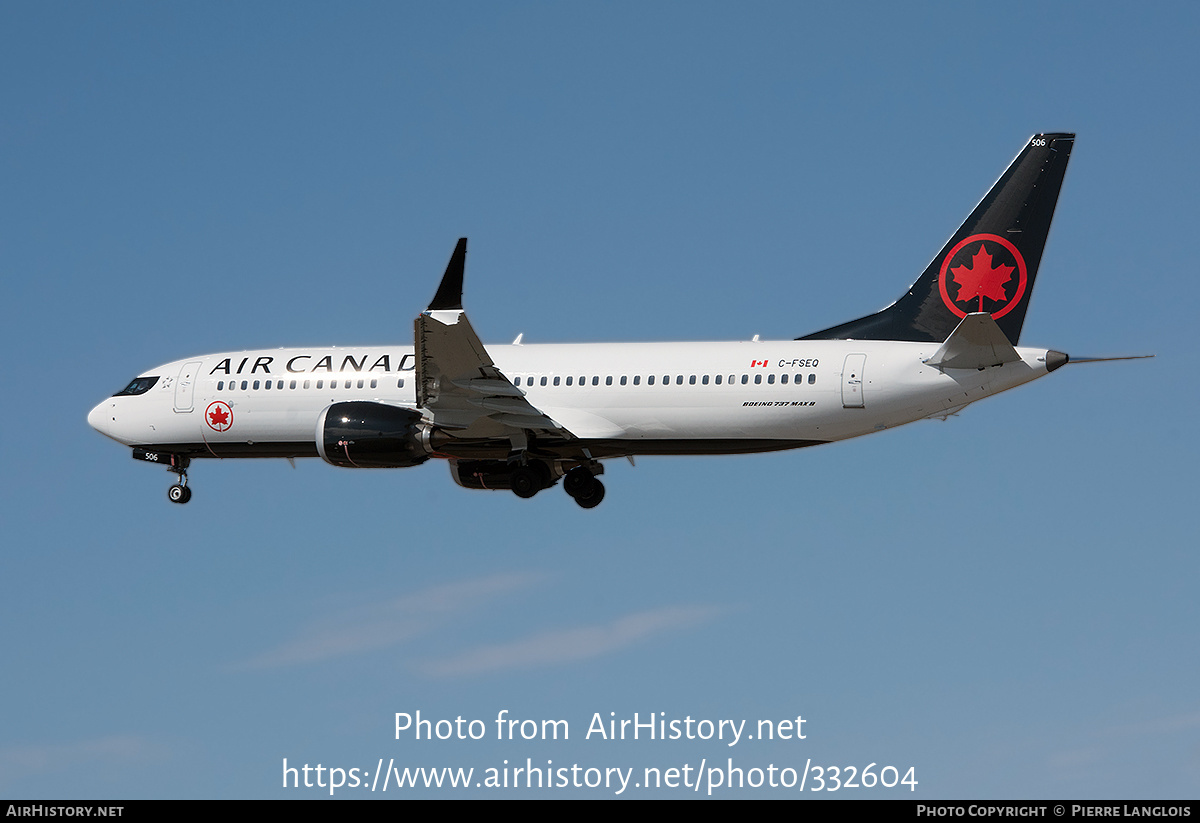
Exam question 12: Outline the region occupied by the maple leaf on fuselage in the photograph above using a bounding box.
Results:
[209,406,229,427]
[951,243,1014,311]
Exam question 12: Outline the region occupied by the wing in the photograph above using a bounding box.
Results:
[414,239,576,440]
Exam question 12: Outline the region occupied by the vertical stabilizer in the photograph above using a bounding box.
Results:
[801,133,1074,345]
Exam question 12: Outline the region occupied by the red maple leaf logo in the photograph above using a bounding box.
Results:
[206,402,232,431]
[950,243,1014,311]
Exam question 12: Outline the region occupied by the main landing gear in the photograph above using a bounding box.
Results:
[510,462,552,500]
[506,462,606,508]
[563,466,605,509]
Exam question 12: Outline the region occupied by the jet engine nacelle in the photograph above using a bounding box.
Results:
[316,401,432,468]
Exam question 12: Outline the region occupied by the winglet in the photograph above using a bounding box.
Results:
[428,238,467,311]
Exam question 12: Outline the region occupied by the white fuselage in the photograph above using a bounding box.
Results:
[88,338,1056,458]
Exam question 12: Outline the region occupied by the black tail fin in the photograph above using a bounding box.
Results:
[800,133,1074,346]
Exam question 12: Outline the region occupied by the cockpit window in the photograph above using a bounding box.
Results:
[113,376,159,396]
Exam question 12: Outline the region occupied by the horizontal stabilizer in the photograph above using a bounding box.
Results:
[923,313,1020,370]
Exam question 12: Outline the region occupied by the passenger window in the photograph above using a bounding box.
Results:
[253,380,261,390]
[217,381,224,390]
[356,379,363,389]
[592,376,599,386]
[540,376,548,386]
[688,375,696,385]
[648,375,655,385]
[317,380,324,389]
[620,376,627,386]
[553,376,560,386]
[633,375,640,385]
[754,374,762,384]
[715,374,722,385]
[514,376,522,387]
[290,380,297,389]
[676,375,683,385]
[304,380,310,389]
[809,374,816,384]
[566,376,573,386]
[278,381,284,389]
[741,374,748,384]
[241,380,248,390]
[702,375,709,385]
[767,374,775,384]
[781,374,788,384]
[370,379,377,389]
[606,376,613,386]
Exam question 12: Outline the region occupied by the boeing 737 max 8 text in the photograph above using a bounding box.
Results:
[90,133,1127,508]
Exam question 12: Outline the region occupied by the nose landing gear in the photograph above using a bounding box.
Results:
[166,455,192,504]
[131,448,194,504]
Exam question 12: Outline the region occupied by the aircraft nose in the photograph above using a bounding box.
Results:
[88,400,114,437]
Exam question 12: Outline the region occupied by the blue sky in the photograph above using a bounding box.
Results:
[1,1,1196,798]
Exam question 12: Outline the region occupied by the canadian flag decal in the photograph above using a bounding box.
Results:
[750,359,768,367]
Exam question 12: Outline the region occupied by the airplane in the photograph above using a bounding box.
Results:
[89,132,1131,509]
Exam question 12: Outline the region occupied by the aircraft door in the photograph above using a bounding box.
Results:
[841,353,866,408]
[174,361,203,412]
